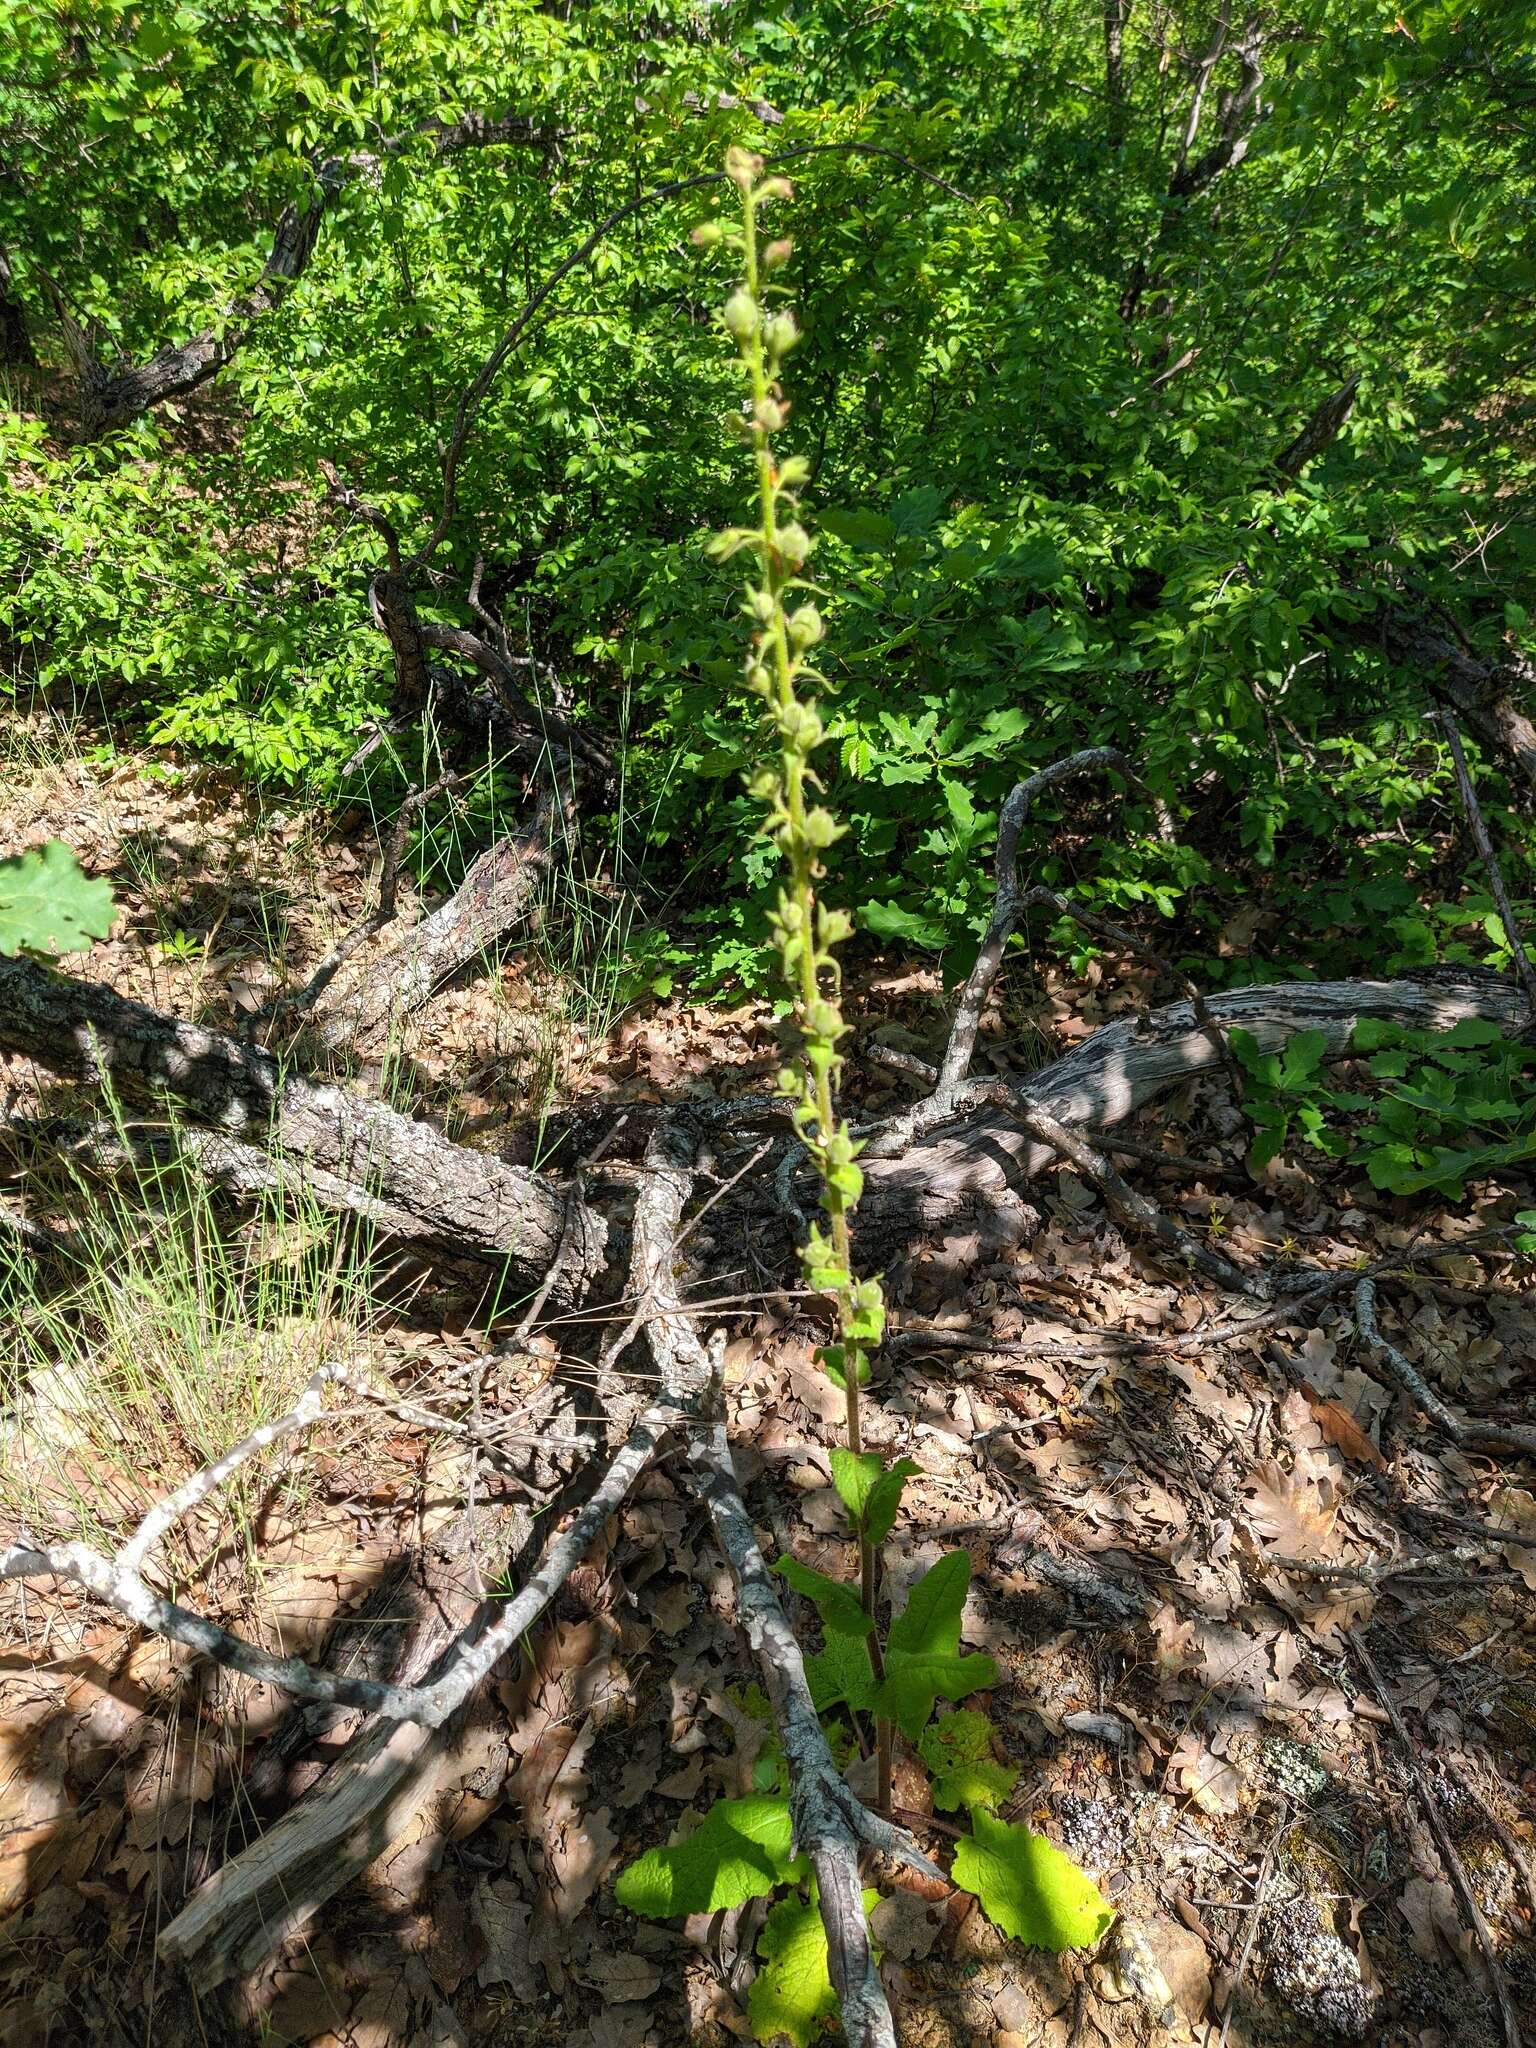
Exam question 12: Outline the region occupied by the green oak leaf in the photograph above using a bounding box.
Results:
[615,1795,806,1918]
[952,1809,1115,1951]
[0,842,114,959]
[918,1708,1018,1812]
[747,1887,881,2048]
[773,1555,874,1636]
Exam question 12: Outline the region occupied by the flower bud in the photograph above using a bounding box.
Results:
[726,146,761,190]
[754,397,785,433]
[690,221,723,247]
[764,311,800,357]
[722,290,758,339]
[776,455,811,489]
[777,521,812,568]
[748,588,775,625]
[763,237,793,270]
[787,604,824,648]
[758,176,793,202]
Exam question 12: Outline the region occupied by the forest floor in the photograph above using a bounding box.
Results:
[1,737,1534,2048]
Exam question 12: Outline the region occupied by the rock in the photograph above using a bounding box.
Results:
[995,2034,1031,2048]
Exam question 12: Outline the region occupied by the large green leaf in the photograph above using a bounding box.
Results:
[615,1795,805,1918]
[0,843,114,959]
[951,1810,1115,1951]
[874,1650,997,1740]
[918,1708,1018,1812]
[888,1549,971,1659]
[773,1555,873,1637]
[806,1632,879,1716]
[747,1887,881,2047]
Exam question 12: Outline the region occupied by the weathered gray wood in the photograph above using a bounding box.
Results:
[0,955,603,1285]
[859,975,1527,1256]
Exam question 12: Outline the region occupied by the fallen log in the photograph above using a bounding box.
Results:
[0,955,603,1286]
[856,974,1528,1260]
[313,791,556,1050]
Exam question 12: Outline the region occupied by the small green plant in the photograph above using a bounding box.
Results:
[1233,1016,1536,1198]
[615,152,1112,2042]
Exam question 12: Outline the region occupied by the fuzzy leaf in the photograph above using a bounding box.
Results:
[615,1795,805,1918]
[773,1555,873,1636]
[747,1887,881,2047]
[875,1650,997,1740]
[952,1809,1115,1951]
[828,1447,883,1524]
[806,1631,879,1716]
[918,1708,1018,1812]
[0,842,114,959]
[888,1549,971,1659]
[864,1458,920,1545]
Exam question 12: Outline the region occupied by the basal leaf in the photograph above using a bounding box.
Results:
[888,1549,971,1659]
[747,1887,881,2048]
[615,1794,805,1918]
[773,1555,873,1636]
[918,1708,1018,1812]
[951,1809,1115,1951]
[0,842,115,959]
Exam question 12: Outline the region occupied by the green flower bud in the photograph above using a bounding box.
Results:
[787,604,824,648]
[691,221,724,248]
[726,145,760,190]
[776,455,811,488]
[763,237,794,269]
[777,522,812,568]
[723,289,758,339]
[758,176,793,202]
[764,311,800,357]
[754,396,785,433]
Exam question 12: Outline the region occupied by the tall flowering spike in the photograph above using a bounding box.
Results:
[701,159,885,1434]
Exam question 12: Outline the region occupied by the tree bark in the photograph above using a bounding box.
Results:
[0,956,602,1284]
[1350,608,1536,798]
[314,794,556,1049]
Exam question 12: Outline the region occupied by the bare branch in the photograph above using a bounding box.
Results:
[937,748,1175,1094]
[1437,709,1536,1021]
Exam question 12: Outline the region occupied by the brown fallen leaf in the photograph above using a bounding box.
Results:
[1304,1386,1388,1471]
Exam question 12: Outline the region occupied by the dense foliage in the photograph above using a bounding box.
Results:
[2,0,1534,990]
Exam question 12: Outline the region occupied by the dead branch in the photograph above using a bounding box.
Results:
[0,953,602,1281]
[1348,1629,1524,2048]
[275,769,477,1019]
[937,748,1175,1094]
[1437,709,1536,1020]
[859,975,1529,1262]
[1354,1276,1536,1457]
[1273,371,1361,479]
[312,785,558,1049]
